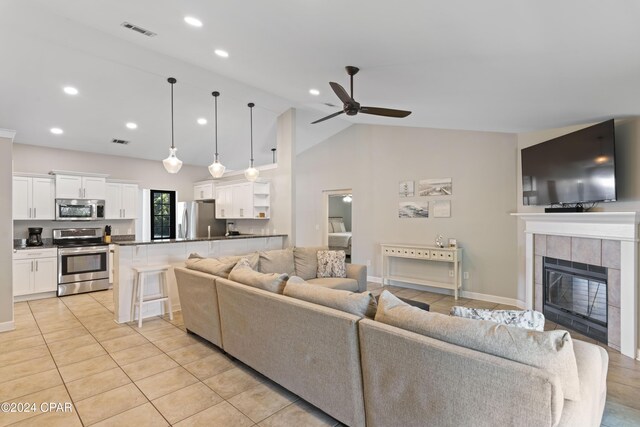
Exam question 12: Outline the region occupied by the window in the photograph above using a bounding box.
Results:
[150,190,176,240]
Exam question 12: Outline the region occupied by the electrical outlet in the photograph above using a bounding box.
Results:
[449,270,454,277]
[463,272,469,280]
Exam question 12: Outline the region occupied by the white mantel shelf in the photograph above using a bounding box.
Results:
[513,211,639,359]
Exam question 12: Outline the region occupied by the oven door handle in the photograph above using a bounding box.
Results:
[58,246,109,256]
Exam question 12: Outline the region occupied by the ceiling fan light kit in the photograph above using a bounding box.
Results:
[208,91,226,178]
[312,66,412,124]
[163,77,183,174]
[244,102,259,182]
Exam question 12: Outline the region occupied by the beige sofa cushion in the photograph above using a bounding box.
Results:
[229,258,288,294]
[306,277,359,292]
[284,276,377,318]
[185,252,259,278]
[375,290,581,401]
[259,248,296,276]
[293,246,327,280]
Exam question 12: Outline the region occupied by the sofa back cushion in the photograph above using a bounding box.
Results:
[185,252,259,279]
[284,276,377,318]
[258,248,296,276]
[375,290,581,401]
[293,246,327,280]
[229,258,288,294]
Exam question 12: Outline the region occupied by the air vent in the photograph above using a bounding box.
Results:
[111,138,130,145]
[324,102,338,108]
[121,22,157,37]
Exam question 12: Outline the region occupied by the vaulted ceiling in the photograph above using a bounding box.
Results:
[1,0,639,169]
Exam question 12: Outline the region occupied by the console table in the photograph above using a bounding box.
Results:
[381,243,463,299]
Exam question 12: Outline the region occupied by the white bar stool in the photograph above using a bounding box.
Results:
[131,264,173,328]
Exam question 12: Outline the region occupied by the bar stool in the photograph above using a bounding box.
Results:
[131,264,173,328]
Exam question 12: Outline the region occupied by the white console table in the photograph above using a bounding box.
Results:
[381,243,463,299]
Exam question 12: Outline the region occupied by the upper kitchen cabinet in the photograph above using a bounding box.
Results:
[215,181,270,219]
[13,175,55,220]
[194,180,216,201]
[54,172,107,199]
[106,182,139,219]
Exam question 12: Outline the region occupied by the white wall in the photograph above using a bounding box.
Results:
[296,124,519,301]
[0,135,14,330]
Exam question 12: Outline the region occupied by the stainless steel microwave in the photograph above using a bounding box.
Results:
[55,199,105,221]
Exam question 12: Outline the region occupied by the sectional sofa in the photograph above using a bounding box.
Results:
[174,247,608,427]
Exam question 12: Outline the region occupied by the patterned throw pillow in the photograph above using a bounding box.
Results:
[449,306,545,331]
[316,250,347,278]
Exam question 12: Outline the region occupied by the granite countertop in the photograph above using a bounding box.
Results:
[115,234,288,246]
[13,243,57,251]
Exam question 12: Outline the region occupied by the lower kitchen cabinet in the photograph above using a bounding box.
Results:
[13,248,58,297]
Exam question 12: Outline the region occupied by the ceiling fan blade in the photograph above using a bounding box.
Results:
[311,110,345,124]
[329,82,352,104]
[360,106,412,118]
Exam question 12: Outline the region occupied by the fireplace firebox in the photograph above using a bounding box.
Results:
[543,257,607,344]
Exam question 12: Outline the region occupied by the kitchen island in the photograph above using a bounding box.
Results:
[112,234,285,323]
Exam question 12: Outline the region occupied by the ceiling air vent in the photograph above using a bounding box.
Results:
[121,22,157,37]
[111,138,130,145]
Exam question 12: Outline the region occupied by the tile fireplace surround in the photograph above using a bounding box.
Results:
[514,212,639,360]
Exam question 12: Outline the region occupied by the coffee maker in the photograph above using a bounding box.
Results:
[27,227,43,247]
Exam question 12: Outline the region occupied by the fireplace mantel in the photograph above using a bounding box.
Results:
[512,212,639,359]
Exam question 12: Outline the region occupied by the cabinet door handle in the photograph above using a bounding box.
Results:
[34,208,36,218]
[35,260,38,271]
[29,207,32,218]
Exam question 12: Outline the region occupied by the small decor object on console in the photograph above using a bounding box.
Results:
[448,238,457,248]
[317,250,347,278]
[449,306,546,331]
[435,234,444,248]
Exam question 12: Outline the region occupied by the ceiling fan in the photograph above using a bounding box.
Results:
[312,66,412,124]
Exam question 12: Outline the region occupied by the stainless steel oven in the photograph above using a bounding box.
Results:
[54,228,110,296]
[55,199,105,221]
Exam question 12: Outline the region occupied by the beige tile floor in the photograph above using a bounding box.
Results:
[0,285,638,426]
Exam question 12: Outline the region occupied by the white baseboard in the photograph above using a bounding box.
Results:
[0,321,16,333]
[637,348,640,361]
[370,276,525,308]
[366,276,382,287]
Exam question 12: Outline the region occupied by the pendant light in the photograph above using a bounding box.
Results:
[162,77,183,174]
[244,102,259,182]
[208,91,226,178]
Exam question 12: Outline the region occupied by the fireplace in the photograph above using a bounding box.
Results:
[543,257,607,343]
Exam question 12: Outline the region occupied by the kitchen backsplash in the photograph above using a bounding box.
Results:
[13,220,136,240]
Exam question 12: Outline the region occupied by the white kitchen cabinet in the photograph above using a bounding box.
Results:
[215,186,233,219]
[13,248,58,297]
[194,180,216,201]
[55,174,106,199]
[13,176,55,220]
[215,181,270,220]
[106,182,138,219]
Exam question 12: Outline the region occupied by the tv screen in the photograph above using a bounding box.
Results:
[521,119,616,206]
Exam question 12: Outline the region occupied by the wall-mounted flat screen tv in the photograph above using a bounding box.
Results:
[521,119,616,206]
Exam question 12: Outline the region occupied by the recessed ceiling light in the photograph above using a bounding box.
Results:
[63,86,78,95]
[126,122,138,129]
[184,16,203,27]
[214,49,229,58]
[309,89,320,96]
[50,128,63,135]
[197,118,207,125]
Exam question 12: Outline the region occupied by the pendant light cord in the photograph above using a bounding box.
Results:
[248,102,255,167]
[168,77,177,149]
[214,94,219,157]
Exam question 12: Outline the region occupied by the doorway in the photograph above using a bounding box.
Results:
[324,189,353,263]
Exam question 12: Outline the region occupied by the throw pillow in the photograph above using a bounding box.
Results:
[258,248,296,276]
[317,250,347,278]
[229,257,288,294]
[293,246,328,280]
[185,252,259,279]
[375,290,581,401]
[284,276,377,318]
[450,306,545,331]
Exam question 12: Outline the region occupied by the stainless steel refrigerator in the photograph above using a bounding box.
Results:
[177,201,226,239]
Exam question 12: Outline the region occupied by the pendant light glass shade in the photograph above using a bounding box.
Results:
[245,102,259,182]
[208,91,226,178]
[163,77,183,174]
[163,147,183,173]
